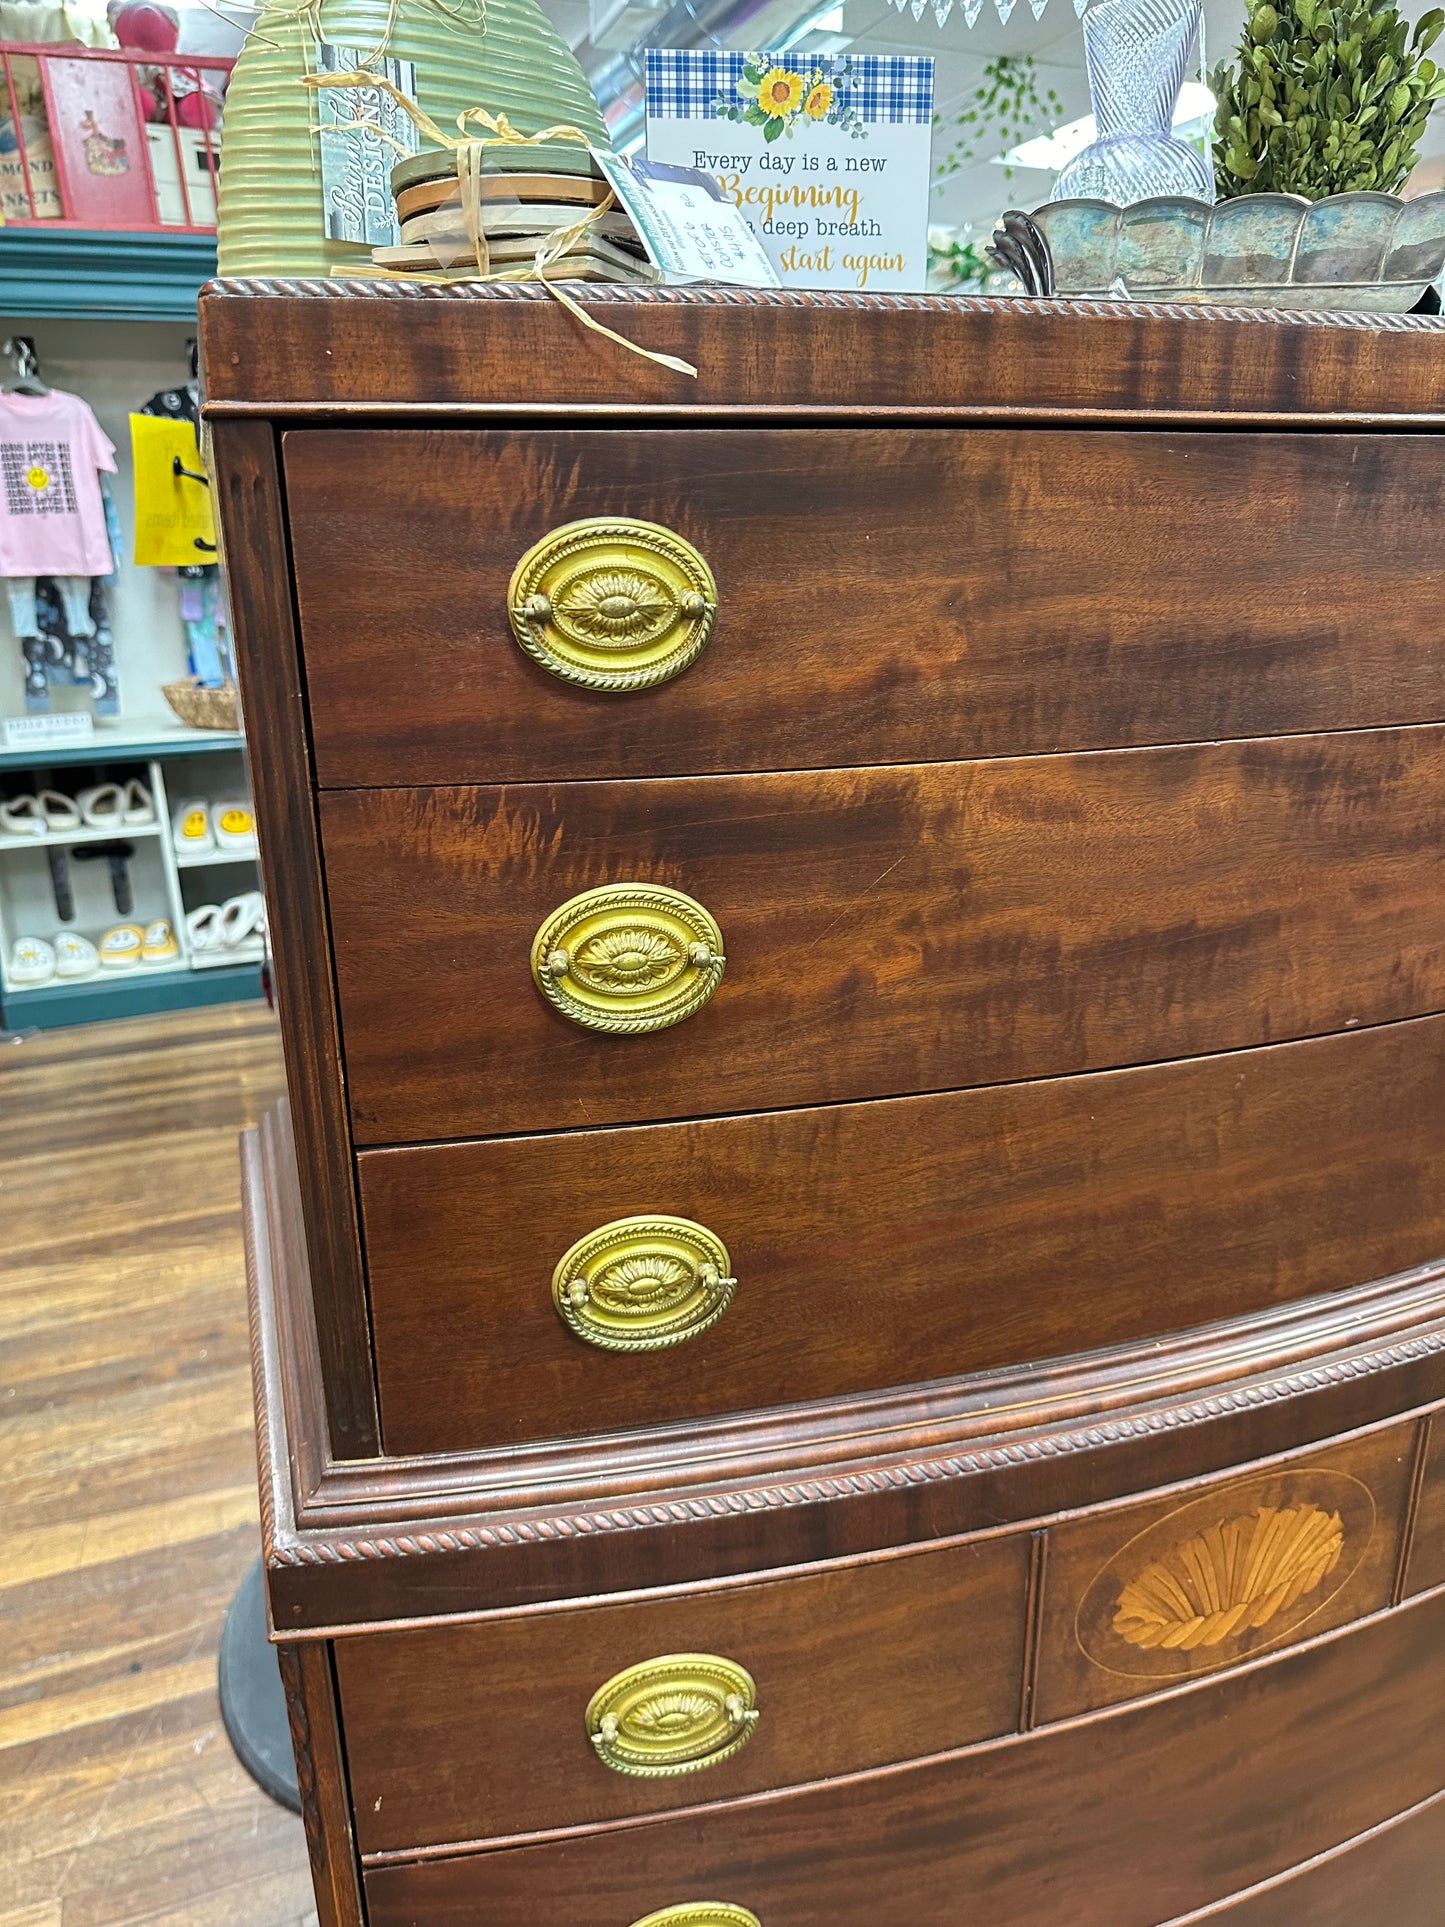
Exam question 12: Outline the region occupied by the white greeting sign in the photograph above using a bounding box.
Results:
[645,50,934,292]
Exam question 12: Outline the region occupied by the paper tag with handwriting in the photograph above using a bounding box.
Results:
[590,149,780,286]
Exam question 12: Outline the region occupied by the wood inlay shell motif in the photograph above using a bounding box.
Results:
[1113,1503,1345,1652]
[1077,1469,1376,1681]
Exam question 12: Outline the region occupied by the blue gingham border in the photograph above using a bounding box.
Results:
[645,50,934,124]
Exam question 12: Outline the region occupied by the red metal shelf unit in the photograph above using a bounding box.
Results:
[0,41,233,233]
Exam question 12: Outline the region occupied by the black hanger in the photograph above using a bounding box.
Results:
[173,439,218,552]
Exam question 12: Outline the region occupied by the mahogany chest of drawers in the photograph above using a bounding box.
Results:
[205,280,1445,1927]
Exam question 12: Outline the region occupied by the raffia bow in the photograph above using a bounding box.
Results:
[300,68,696,377]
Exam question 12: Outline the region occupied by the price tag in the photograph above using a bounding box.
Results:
[4,711,95,750]
[590,149,780,287]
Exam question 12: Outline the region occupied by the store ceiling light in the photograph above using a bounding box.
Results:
[777,0,849,46]
[998,81,1214,170]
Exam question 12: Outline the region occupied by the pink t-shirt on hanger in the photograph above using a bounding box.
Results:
[0,388,117,577]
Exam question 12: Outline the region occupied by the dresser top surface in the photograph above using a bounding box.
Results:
[199,279,1445,422]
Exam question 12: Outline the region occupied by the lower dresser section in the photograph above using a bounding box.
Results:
[245,1110,1445,1927]
[333,1422,1416,1855]
[360,1587,1445,1927]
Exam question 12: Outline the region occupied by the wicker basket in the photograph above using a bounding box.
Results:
[162,678,241,731]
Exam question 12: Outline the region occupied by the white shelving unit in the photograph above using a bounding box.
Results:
[176,841,259,868]
[0,820,167,853]
[0,754,185,997]
[0,736,264,1027]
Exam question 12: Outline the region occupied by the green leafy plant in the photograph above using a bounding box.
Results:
[1213,0,1445,198]
[926,231,994,289]
[934,54,1064,187]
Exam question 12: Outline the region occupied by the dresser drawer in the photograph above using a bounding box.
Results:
[361,1585,1445,1926]
[285,428,1445,788]
[321,729,1445,1145]
[362,1018,1445,1456]
[335,1534,1030,1854]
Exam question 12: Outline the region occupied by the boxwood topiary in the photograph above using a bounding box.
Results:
[1213,0,1445,198]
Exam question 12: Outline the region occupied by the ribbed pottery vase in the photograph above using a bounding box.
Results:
[216,0,609,277]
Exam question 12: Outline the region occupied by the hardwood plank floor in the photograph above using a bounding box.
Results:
[0,1004,317,1927]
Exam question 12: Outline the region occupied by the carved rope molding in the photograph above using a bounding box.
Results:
[205,277,1445,332]
[243,1195,281,1567]
[276,1643,323,1856]
[270,1319,1445,1567]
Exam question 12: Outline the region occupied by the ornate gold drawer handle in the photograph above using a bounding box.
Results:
[629,1908,761,1927]
[508,516,717,694]
[554,1215,736,1352]
[586,1654,760,1778]
[531,884,725,1035]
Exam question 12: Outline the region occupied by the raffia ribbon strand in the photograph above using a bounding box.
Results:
[300,68,697,377]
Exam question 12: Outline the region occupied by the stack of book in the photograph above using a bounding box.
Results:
[374,144,657,283]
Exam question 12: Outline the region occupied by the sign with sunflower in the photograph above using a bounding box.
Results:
[645,50,934,292]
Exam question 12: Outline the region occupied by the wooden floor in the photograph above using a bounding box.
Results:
[0,1003,318,1927]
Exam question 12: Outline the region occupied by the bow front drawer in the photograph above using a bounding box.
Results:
[319,728,1445,1145]
[283,427,1445,788]
[359,1019,1445,1458]
[359,1585,1445,1927]
[335,1534,1031,1854]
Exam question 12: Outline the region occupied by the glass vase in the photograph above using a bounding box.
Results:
[1053,0,1214,207]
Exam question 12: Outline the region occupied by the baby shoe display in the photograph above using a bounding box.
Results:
[172,795,214,856]
[54,932,100,979]
[0,795,43,837]
[141,917,179,967]
[77,783,127,830]
[187,892,267,957]
[186,902,223,952]
[98,923,144,969]
[1,789,81,837]
[212,800,257,853]
[2,781,153,841]
[8,934,55,983]
[218,890,265,946]
[122,779,155,826]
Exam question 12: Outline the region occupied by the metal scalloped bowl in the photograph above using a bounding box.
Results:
[1030,190,1445,311]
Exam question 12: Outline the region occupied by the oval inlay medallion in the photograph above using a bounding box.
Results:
[1075,1466,1376,1682]
[1113,1501,1344,1652]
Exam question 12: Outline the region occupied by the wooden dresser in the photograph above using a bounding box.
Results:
[204,281,1445,1927]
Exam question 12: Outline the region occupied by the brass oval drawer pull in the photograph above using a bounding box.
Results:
[508,516,717,693]
[531,884,725,1035]
[554,1215,736,1352]
[586,1654,759,1777]
[629,1908,761,1927]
